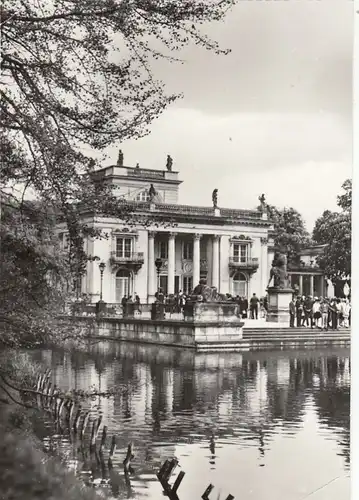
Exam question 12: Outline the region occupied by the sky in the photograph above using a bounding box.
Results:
[103,0,353,232]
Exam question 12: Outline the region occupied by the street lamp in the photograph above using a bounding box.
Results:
[155,258,163,290]
[99,262,106,301]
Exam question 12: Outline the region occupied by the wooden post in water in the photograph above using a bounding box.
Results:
[80,411,90,441]
[90,417,102,451]
[73,407,82,434]
[99,425,107,453]
[123,442,135,472]
[108,435,117,463]
[202,485,215,500]
[68,400,75,424]
[58,398,66,421]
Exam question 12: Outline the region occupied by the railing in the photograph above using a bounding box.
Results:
[131,168,165,179]
[228,257,259,269]
[110,251,145,263]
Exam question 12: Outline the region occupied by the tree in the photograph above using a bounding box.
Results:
[265,204,311,264]
[1,0,236,344]
[312,179,351,282]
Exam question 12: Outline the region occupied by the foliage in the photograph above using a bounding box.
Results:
[1,0,235,345]
[265,205,311,263]
[312,179,352,281]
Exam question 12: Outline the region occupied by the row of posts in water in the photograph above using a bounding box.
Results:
[34,369,235,499]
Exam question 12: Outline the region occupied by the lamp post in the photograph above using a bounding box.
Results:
[99,262,106,301]
[155,258,163,291]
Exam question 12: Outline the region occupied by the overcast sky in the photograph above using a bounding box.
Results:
[105,0,353,232]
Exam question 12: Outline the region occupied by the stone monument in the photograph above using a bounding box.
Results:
[266,252,294,323]
[166,154,173,171]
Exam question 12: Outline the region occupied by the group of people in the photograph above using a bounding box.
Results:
[289,296,351,330]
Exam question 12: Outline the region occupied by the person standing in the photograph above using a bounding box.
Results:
[329,298,338,330]
[250,293,259,319]
[320,298,329,331]
[289,298,295,327]
[295,296,303,327]
[312,298,321,328]
[303,296,313,327]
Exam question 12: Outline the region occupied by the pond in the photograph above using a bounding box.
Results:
[28,343,350,500]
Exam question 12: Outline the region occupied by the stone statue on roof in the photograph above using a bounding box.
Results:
[117,149,124,166]
[166,155,173,172]
[149,183,157,202]
[212,189,218,208]
[258,193,266,211]
[135,162,140,169]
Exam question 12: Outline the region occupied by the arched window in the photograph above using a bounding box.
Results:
[136,190,150,202]
[232,272,248,298]
[115,269,132,302]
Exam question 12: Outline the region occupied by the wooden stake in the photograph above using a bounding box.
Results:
[73,407,82,433]
[99,425,107,452]
[172,471,185,494]
[123,442,135,471]
[68,400,75,423]
[80,411,90,440]
[202,484,214,500]
[224,495,235,500]
[109,435,117,460]
[90,419,98,449]
[58,398,66,420]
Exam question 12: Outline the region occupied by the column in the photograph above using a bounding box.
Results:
[212,235,220,289]
[299,275,303,295]
[167,232,176,295]
[310,275,314,297]
[147,231,156,298]
[193,234,201,287]
[260,237,268,295]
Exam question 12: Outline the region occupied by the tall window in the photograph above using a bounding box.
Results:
[232,272,247,297]
[116,269,131,302]
[159,275,168,294]
[136,190,150,202]
[183,241,193,260]
[116,237,133,258]
[183,276,193,295]
[159,241,168,259]
[233,243,248,263]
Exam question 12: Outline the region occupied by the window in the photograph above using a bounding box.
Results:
[115,269,131,302]
[232,272,247,297]
[136,190,150,202]
[159,241,168,259]
[159,275,168,295]
[183,276,193,295]
[233,243,248,263]
[183,241,193,260]
[116,237,133,258]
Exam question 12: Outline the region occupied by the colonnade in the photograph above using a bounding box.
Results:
[147,232,221,297]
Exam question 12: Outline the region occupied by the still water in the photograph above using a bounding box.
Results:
[29,343,350,500]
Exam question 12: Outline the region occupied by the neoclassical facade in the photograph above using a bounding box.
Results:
[57,161,331,303]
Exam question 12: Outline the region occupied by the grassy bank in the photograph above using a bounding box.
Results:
[0,348,104,500]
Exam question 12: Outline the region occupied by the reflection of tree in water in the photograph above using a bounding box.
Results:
[312,356,350,466]
[39,344,350,469]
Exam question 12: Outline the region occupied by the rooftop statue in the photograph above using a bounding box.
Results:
[258,193,266,211]
[212,188,218,209]
[135,162,140,168]
[117,149,124,166]
[166,154,173,172]
[267,252,290,289]
[148,183,157,202]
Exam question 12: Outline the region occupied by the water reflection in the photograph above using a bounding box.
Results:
[29,344,350,500]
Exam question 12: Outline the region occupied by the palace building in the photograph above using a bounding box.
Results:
[57,157,332,303]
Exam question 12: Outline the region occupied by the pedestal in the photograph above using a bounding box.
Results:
[266,287,294,324]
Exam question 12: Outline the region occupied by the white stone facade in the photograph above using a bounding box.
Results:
[57,163,330,303]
